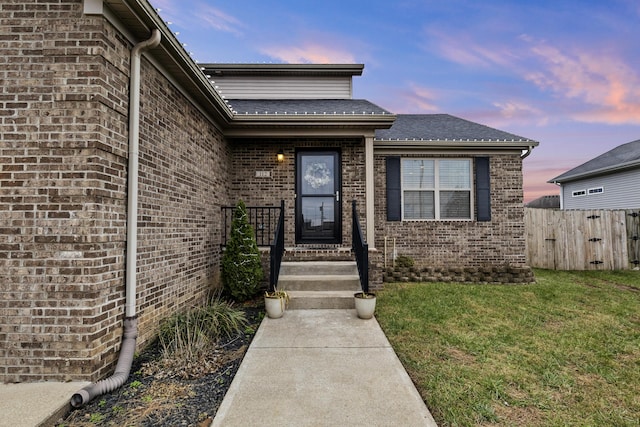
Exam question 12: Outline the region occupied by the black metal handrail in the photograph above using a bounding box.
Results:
[221,204,282,247]
[269,200,285,292]
[352,200,369,293]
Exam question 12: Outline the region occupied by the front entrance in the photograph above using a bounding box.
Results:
[296,150,341,244]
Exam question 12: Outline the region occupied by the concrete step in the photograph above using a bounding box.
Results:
[278,275,361,291]
[287,290,356,310]
[277,261,362,309]
[279,261,358,276]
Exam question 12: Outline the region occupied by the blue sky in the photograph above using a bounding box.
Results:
[151,0,640,202]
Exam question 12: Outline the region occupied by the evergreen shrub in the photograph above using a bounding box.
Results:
[221,200,263,301]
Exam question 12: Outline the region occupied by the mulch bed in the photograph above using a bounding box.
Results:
[57,304,263,427]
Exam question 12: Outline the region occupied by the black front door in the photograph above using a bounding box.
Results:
[296,150,341,244]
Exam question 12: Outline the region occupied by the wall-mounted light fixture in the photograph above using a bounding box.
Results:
[277,150,284,162]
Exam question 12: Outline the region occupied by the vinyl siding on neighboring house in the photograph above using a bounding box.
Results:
[561,168,640,209]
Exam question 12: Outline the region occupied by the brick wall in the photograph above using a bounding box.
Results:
[374,153,533,283]
[135,61,231,347]
[0,0,229,382]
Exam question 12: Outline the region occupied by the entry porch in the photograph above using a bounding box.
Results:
[221,200,374,307]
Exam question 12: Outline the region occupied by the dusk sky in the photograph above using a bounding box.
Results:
[151,0,640,202]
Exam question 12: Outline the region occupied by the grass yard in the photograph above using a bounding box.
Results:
[376,269,640,427]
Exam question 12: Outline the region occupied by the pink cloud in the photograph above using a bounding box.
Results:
[198,4,244,35]
[388,83,440,113]
[523,181,560,204]
[427,29,519,68]
[260,42,356,64]
[523,163,562,203]
[492,101,548,126]
[151,0,243,35]
[428,29,640,126]
[525,42,640,125]
[150,0,180,22]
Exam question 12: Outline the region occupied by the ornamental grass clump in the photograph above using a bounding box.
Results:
[158,297,248,360]
[221,200,263,302]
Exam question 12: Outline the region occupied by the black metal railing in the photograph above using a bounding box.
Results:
[351,200,369,293]
[269,200,285,292]
[221,204,282,247]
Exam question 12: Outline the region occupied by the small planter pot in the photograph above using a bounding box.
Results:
[264,296,285,318]
[354,292,376,319]
[264,291,289,319]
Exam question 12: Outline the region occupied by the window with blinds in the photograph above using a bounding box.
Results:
[401,159,472,220]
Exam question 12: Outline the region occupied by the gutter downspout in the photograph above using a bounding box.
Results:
[553,182,564,209]
[71,29,161,408]
[520,145,534,159]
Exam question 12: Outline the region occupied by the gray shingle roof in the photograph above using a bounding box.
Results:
[374,114,536,142]
[526,195,560,209]
[550,139,640,183]
[227,99,391,115]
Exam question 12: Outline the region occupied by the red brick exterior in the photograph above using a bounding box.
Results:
[0,0,230,382]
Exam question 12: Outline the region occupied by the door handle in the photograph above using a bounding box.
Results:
[336,190,340,202]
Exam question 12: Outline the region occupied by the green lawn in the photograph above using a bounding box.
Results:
[376,269,640,427]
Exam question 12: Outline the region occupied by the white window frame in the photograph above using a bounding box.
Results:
[400,158,473,221]
[572,189,586,197]
[588,186,604,195]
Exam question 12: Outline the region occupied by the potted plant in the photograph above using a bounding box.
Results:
[354,291,376,319]
[264,289,289,319]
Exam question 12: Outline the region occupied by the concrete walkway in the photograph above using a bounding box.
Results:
[0,309,437,426]
[212,309,438,426]
[0,380,89,427]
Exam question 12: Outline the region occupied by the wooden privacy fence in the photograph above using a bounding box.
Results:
[525,208,640,270]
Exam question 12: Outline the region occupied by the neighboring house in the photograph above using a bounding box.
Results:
[0,0,538,383]
[549,139,640,210]
[526,195,560,209]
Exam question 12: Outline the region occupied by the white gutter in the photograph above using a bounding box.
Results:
[520,145,534,159]
[548,159,640,185]
[554,182,564,210]
[374,139,539,151]
[126,28,161,317]
[71,29,161,408]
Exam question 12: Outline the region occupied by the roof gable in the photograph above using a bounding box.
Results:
[202,64,362,100]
